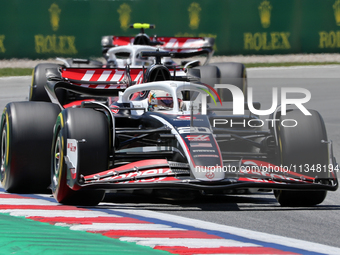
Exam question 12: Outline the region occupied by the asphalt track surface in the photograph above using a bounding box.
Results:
[1,66,340,253]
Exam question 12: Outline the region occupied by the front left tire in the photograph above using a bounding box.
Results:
[51,108,109,206]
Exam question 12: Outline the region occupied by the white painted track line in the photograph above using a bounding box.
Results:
[112,208,340,255]
[119,237,261,248]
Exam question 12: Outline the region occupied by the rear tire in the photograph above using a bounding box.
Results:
[0,102,60,193]
[194,62,247,102]
[51,108,109,206]
[30,63,66,103]
[275,109,329,206]
[210,62,247,101]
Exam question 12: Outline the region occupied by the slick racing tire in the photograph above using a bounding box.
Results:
[29,63,65,103]
[51,108,109,206]
[210,62,247,102]
[275,109,329,206]
[194,62,247,102]
[0,102,61,193]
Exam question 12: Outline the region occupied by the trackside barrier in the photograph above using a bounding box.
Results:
[1,0,340,58]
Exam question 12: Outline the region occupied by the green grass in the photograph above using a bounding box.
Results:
[244,62,340,68]
[0,62,340,77]
[0,68,33,77]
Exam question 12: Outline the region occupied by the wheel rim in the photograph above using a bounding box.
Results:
[0,123,7,179]
[52,135,62,188]
[29,69,35,101]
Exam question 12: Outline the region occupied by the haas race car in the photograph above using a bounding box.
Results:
[1,51,338,207]
[29,23,215,103]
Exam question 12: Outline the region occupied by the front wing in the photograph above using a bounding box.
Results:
[65,140,338,192]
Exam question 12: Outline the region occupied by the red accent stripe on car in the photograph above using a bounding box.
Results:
[84,159,169,180]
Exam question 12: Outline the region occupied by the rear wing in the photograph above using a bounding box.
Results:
[45,67,144,105]
[46,65,188,104]
[157,37,214,50]
[60,67,143,87]
[60,66,186,84]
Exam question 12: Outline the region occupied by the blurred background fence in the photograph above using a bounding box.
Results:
[1,0,340,59]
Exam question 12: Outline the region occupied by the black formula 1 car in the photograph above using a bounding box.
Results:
[29,23,215,103]
[101,23,215,64]
[1,51,338,206]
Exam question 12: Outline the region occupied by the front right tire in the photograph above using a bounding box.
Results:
[275,109,329,206]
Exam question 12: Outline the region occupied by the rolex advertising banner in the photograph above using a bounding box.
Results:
[0,0,340,59]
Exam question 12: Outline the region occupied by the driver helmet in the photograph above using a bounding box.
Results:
[148,90,182,111]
